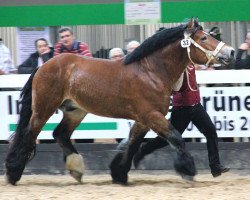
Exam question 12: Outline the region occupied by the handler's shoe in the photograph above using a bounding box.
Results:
[211,164,230,177]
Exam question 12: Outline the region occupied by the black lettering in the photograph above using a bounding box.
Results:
[228,120,234,131]
[240,117,248,131]
[8,95,12,115]
[214,116,222,131]
[214,96,225,111]
[223,116,227,131]
[16,100,21,114]
[244,96,250,111]
[229,96,241,111]
[202,96,211,111]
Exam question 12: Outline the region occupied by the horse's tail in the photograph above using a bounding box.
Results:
[16,68,38,135]
[5,68,39,185]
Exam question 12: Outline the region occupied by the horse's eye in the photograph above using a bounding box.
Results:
[201,36,207,42]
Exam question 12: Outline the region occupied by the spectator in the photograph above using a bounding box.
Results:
[109,48,125,60]
[54,27,93,143]
[108,47,125,144]
[234,32,250,69]
[133,64,230,178]
[0,38,16,74]
[126,40,140,54]
[54,27,92,57]
[209,26,222,41]
[18,38,53,74]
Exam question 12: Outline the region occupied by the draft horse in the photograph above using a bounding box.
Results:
[5,19,234,185]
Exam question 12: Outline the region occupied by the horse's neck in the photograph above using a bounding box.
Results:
[148,44,189,87]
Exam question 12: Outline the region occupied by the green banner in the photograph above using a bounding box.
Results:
[0,1,249,27]
[9,122,118,131]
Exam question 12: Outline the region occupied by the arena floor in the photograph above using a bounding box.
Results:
[0,170,249,200]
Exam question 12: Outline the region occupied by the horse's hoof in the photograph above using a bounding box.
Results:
[112,179,128,185]
[174,152,197,177]
[111,174,128,185]
[5,174,17,186]
[69,170,83,183]
[110,170,128,185]
[181,174,194,182]
[66,153,85,183]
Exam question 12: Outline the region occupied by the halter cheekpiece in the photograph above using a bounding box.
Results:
[182,31,225,66]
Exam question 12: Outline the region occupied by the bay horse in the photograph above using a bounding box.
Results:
[5,19,234,185]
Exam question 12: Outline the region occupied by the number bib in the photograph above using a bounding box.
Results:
[181,39,191,48]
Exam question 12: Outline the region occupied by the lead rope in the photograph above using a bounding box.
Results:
[185,66,198,92]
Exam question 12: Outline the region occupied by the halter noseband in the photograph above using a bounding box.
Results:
[183,32,225,66]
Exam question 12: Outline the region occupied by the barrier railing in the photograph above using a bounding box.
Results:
[1,70,250,88]
[0,70,250,140]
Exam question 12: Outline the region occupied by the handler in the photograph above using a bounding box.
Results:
[133,63,230,177]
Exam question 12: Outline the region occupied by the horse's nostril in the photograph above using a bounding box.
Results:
[230,50,235,58]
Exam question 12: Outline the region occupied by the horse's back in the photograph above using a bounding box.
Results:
[41,53,124,74]
[32,54,130,115]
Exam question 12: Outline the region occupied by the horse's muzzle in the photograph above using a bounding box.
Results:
[217,47,235,65]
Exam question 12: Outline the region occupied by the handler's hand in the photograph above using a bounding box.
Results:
[239,43,250,50]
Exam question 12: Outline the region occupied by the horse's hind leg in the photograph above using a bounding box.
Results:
[109,122,149,184]
[53,103,87,183]
[147,112,196,178]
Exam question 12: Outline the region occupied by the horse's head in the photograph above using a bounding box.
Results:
[183,18,235,66]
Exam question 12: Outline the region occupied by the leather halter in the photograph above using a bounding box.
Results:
[184,31,225,66]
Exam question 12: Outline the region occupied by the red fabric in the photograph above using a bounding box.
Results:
[54,41,92,57]
[173,65,200,107]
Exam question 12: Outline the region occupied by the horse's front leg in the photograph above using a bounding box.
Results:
[109,122,149,184]
[53,109,86,183]
[148,111,197,178]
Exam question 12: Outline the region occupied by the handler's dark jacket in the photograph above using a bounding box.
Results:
[234,49,250,69]
[172,64,200,107]
[18,48,53,74]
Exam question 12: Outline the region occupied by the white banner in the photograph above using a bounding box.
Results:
[0,86,249,140]
[125,0,161,24]
[16,27,50,65]
[182,87,250,138]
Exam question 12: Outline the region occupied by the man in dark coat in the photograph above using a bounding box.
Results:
[18,38,53,74]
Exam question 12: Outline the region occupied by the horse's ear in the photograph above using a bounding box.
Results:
[194,17,199,27]
[187,17,195,29]
[185,18,195,36]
